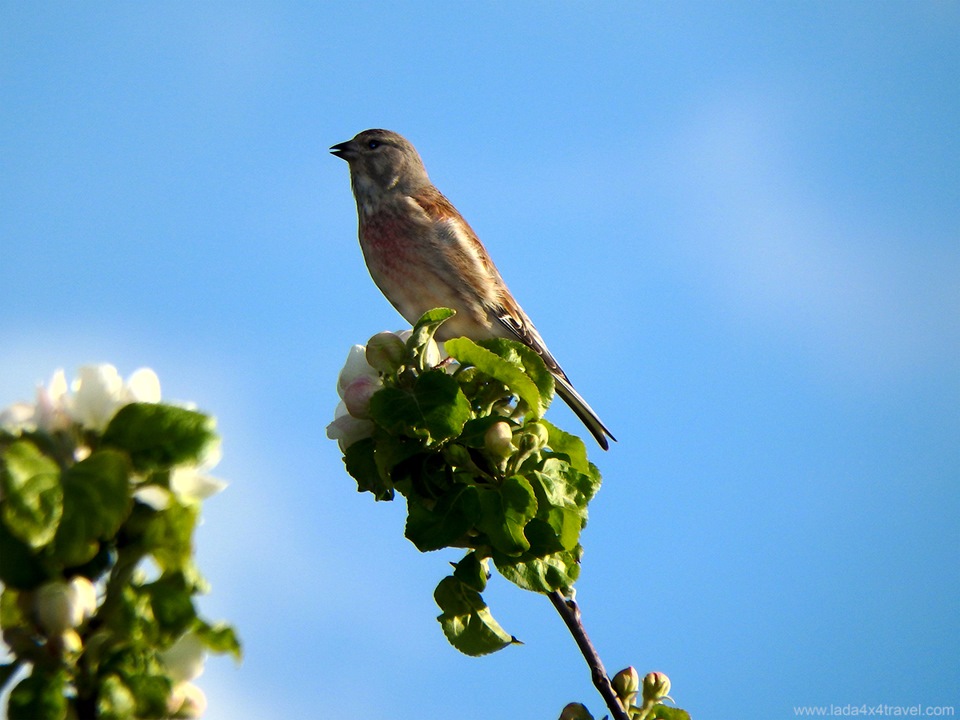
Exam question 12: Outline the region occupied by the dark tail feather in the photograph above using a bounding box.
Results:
[553,375,615,451]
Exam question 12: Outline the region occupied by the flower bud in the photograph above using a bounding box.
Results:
[642,671,671,703]
[612,666,640,706]
[34,577,97,636]
[558,702,594,720]
[365,332,406,373]
[517,422,549,455]
[342,376,381,419]
[484,421,515,459]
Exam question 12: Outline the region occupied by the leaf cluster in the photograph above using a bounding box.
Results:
[0,403,239,719]
[340,309,603,656]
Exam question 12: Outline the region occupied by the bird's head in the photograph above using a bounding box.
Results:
[331,129,431,200]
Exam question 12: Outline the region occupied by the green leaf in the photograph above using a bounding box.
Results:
[0,519,48,589]
[405,486,480,552]
[343,438,393,500]
[452,551,489,593]
[143,501,198,573]
[7,670,67,720]
[370,371,471,443]
[373,435,424,493]
[476,476,538,556]
[145,573,196,639]
[434,575,516,656]
[523,508,582,554]
[407,308,456,371]
[477,338,556,407]
[651,705,691,720]
[97,674,136,720]
[196,620,242,661]
[0,440,62,550]
[102,403,217,472]
[127,674,172,719]
[524,457,600,556]
[445,337,547,417]
[52,450,131,567]
[523,465,591,557]
[68,542,116,583]
[1,587,26,630]
[495,547,582,595]
[534,457,601,511]
[541,419,591,475]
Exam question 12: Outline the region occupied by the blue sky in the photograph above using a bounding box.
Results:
[2,2,958,718]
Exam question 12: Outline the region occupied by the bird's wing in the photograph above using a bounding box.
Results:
[410,187,568,377]
[409,188,501,285]
[409,188,614,450]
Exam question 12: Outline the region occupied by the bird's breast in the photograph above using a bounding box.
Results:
[356,201,499,339]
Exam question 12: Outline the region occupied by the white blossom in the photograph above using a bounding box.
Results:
[0,364,164,435]
[160,631,207,684]
[168,681,208,718]
[122,367,161,404]
[68,364,126,431]
[326,400,375,451]
[135,437,226,508]
[337,344,380,397]
[0,402,35,432]
[133,485,171,511]
[35,369,70,432]
[327,331,448,451]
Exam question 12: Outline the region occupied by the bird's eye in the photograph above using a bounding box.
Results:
[367,140,381,149]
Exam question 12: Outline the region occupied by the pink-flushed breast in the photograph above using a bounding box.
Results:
[358,200,493,337]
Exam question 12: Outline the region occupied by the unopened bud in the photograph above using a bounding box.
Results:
[612,666,640,706]
[642,671,671,703]
[484,421,515,458]
[558,702,594,720]
[342,376,381,419]
[34,577,97,636]
[517,422,549,454]
[365,332,406,373]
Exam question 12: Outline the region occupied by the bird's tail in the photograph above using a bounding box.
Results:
[553,375,615,451]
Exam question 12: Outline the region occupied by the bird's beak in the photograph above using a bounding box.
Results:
[330,140,355,160]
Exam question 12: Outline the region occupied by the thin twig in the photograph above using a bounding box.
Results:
[548,590,630,720]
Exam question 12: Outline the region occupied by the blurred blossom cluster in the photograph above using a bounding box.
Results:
[0,364,225,506]
[1,365,161,436]
[159,631,211,718]
[326,330,445,451]
[0,363,235,719]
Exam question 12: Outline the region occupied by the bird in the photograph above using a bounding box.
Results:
[330,129,614,450]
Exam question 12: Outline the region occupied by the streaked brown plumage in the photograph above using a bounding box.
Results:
[331,129,614,450]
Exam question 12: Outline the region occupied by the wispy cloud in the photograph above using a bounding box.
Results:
[654,91,959,387]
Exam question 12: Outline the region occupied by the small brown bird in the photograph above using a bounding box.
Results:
[331,129,614,450]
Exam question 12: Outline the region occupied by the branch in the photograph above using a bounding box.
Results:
[548,591,630,720]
